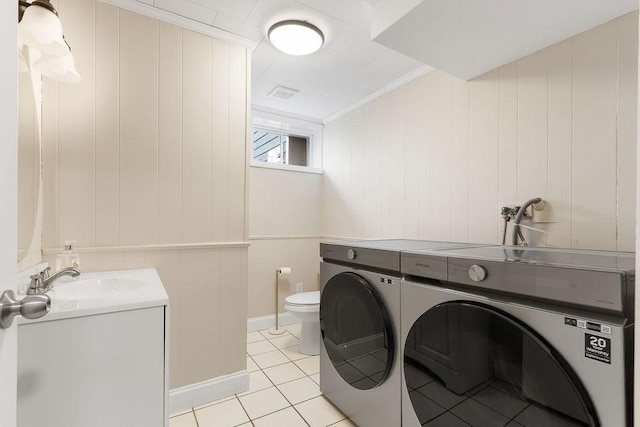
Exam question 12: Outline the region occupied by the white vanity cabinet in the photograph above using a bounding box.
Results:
[16,269,169,427]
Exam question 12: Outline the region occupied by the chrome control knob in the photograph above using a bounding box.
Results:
[347,249,356,260]
[468,265,488,282]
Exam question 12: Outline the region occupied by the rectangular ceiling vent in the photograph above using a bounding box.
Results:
[267,85,299,101]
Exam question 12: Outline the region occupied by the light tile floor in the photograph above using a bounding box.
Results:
[170,324,356,427]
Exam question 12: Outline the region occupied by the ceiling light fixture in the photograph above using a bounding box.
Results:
[268,20,324,56]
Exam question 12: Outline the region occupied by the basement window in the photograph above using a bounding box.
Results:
[253,129,309,167]
[251,110,323,174]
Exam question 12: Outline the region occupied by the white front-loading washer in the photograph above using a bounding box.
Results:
[400,246,635,427]
[319,240,489,427]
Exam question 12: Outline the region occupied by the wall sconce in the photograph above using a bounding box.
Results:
[18,0,80,83]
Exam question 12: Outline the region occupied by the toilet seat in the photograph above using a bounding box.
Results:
[284,291,319,309]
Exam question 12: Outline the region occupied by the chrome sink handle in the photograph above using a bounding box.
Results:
[27,274,44,295]
[0,290,51,329]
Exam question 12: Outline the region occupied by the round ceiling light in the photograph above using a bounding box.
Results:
[268,20,324,56]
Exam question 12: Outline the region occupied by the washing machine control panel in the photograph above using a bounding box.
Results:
[468,264,487,282]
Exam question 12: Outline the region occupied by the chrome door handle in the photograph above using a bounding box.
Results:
[0,290,51,329]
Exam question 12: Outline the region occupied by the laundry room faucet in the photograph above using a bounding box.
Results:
[511,197,542,246]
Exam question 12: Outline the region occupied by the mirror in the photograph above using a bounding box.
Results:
[17,50,43,268]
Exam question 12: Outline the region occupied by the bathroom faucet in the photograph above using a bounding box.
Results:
[27,267,81,295]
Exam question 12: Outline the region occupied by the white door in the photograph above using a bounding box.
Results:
[0,1,19,426]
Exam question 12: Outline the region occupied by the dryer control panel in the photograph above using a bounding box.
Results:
[448,258,628,317]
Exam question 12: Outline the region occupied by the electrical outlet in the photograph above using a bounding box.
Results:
[296,283,304,293]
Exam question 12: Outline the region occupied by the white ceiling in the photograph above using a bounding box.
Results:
[129,0,638,123]
[372,0,639,81]
[132,0,428,122]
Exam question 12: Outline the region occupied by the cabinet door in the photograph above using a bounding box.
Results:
[18,307,166,427]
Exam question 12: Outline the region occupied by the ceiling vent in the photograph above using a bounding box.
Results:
[267,85,299,101]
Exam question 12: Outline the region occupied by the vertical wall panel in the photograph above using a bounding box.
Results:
[353,107,366,237]
[360,103,374,236]
[415,78,431,239]
[212,40,230,241]
[517,50,548,246]
[42,76,59,249]
[158,23,183,244]
[616,13,638,251]
[342,110,356,236]
[572,20,618,250]
[180,250,221,385]
[547,39,574,248]
[450,77,470,242]
[404,78,424,238]
[387,88,406,238]
[18,74,37,251]
[427,72,453,241]
[468,70,500,243]
[497,63,518,244]
[228,44,247,241]
[95,4,120,247]
[368,100,384,237]
[219,249,247,373]
[363,101,381,236]
[119,11,159,245]
[517,50,549,198]
[57,0,96,247]
[182,31,212,243]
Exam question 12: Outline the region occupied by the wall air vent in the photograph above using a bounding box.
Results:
[267,85,299,100]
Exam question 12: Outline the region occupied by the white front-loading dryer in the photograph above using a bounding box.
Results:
[400,246,635,427]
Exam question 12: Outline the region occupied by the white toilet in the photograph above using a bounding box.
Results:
[284,291,320,355]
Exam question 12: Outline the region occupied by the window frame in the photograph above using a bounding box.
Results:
[251,110,323,174]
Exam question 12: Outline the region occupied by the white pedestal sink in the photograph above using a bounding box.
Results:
[17,268,169,427]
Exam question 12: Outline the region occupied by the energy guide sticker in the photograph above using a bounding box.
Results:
[584,333,611,364]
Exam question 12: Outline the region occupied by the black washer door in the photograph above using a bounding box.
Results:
[320,272,394,390]
[404,301,598,426]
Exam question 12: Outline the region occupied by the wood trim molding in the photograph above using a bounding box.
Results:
[42,241,251,255]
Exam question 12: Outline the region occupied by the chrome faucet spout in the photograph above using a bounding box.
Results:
[44,267,81,288]
[27,267,81,295]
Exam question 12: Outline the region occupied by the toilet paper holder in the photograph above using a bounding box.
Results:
[268,267,290,335]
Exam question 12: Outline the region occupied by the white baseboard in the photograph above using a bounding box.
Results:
[247,312,299,333]
[169,371,249,414]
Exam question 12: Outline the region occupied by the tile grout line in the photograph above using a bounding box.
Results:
[243,327,328,426]
[180,326,350,427]
[235,394,254,426]
[190,408,200,427]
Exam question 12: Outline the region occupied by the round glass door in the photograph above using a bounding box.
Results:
[320,272,394,390]
[404,302,597,426]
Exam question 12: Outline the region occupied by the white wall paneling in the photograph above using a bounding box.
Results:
[572,20,618,250]
[248,166,322,317]
[616,13,639,252]
[39,0,249,390]
[323,13,638,251]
